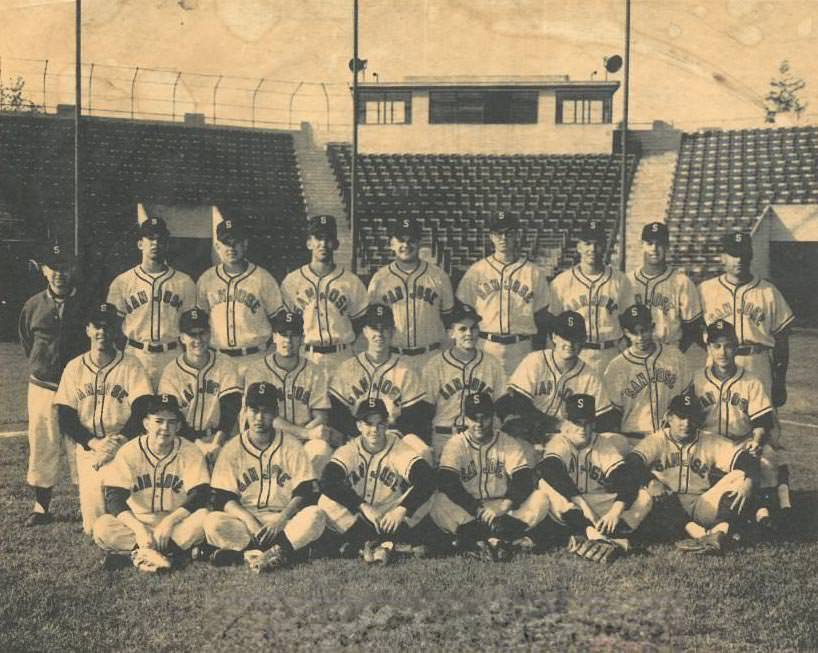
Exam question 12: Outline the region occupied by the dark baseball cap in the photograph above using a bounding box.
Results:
[307,214,338,240]
[271,310,304,335]
[245,382,280,412]
[577,221,606,243]
[668,391,703,421]
[390,217,422,240]
[87,302,120,327]
[720,232,753,258]
[138,217,170,239]
[488,210,519,233]
[216,218,249,243]
[145,393,184,418]
[705,319,738,343]
[180,308,210,334]
[565,394,595,424]
[446,302,482,328]
[620,304,653,331]
[464,393,495,420]
[40,242,75,270]
[363,304,395,328]
[355,397,389,421]
[552,311,586,342]
[641,222,669,244]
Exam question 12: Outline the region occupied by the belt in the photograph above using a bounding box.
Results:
[479,332,532,345]
[219,345,263,357]
[583,339,619,351]
[390,343,441,356]
[127,339,178,354]
[304,343,348,354]
[434,426,454,435]
[736,344,770,356]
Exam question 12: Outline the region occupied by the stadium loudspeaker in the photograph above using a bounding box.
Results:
[604,55,623,74]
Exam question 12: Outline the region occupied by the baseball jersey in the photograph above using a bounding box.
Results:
[456,256,550,336]
[424,349,506,430]
[604,344,692,434]
[629,267,702,346]
[329,430,420,507]
[550,265,634,344]
[632,429,744,495]
[107,266,196,345]
[368,260,455,349]
[439,431,528,501]
[196,263,284,350]
[158,351,241,434]
[281,265,368,347]
[329,353,425,422]
[54,350,152,438]
[508,350,612,420]
[106,435,210,514]
[541,431,630,495]
[698,275,795,347]
[693,366,773,441]
[211,430,315,511]
[244,354,330,426]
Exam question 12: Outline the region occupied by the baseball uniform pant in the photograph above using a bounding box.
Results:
[76,446,120,535]
[544,486,654,532]
[319,493,433,533]
[92,508,208,553]
[125,345,177,391]
[580,346,622,375]
[430,485,550,534]
[204,505,326,551]
[678,469,748,528]
[478,338,532,378]
[302,346,353,375]
[26,383,77,487]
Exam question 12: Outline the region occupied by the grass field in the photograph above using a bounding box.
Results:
[2,335,818,651]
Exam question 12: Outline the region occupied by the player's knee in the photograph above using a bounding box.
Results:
[91,514,118,549]
[298,504,326,530]
[203,510,228,535]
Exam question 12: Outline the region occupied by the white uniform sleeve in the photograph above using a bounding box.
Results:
[128,360,154,404]
[347,274,370,320]
[260,269,284,320]
[503,437,529,475]
[631,432,661,466]
[327,361,352,406]
[438,437,462,472]
[181,275,197,314]
[399,365,426,408]
[367,269,383,304]
[602,358,624,411]
[617,272,635,315]
[709,435,742,474]
[196,273,211,312]
[103,446,133,490]
[106,274,127,317]
[679,274,703,323]
[770,285,795,335]
[549,276,565,316]
[287,439,317,487]
[748,378,773,422]
[507,352,537,399]
[280,274,297,312]
[210,444,239,494]
[183,444,211,490]
[54,360,79,408]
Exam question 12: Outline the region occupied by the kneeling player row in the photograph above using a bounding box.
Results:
[94,384,771,573]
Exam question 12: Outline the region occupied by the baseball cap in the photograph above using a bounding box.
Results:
[180,308,210,334]
[488,210,519,233]
[720,232,753,258]
[705,319,738,343]
[271,310,304,335]
[363,304,395,328]
[40,242,75,270]
[216,218,249,243]
[552,311,586,342]
[390,217,423,240]
[145,393,183,418]
[307,214,338,240]
[577,220,606,243]
[641,222,669,244]
[354,397,389,421]
[565,394,595,424]
[245,382,280,412]
[620,304,653,331]
[87,302,120,327]
[138,217,170,239]
[668,391,703,421]
[464,393,495,420]
[446,302,482,328]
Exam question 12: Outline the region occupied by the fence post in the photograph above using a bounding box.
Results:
[42,59,48,112]
[289,81,303,129]
[212,74,223,124]
[130,66,140,119]
[172,71,182,121]
[88,63,94,114]
[251,77,265,127]
[321,82,330,131]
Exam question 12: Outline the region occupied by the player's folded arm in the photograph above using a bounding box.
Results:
[536,455,580,500]
[507,466,535,509]
[605,461,639,507]
[394,400,434,444]
[56,404,95,449]
[319,460,363,512]
[398,458,436,516]
[437,467,480,516]
[182,484,211,513]
[104,485,131,516]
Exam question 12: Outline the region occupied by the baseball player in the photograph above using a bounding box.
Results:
[456,211,551,377]
[281,214,369,374]
[318,398,437,565]
[550,220,634,372]
[202,382,326,571]
[18,243,89,526]
[626,391,757,553]
[157,308,242,466]
[628,222,703,352]
[431,393,550,562]
[244,310,335,473]
[92,394,210,572]
[328,304,432,447]
[692,319,786,526]
[603,304,692,441]
[107,217,197,389]
[196,218,284,384]
[54,303,153,535]
[423,302,507,459]
[368,217,455,374]
[535,394,651,562]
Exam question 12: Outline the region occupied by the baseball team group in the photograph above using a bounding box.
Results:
[17,208,795,571]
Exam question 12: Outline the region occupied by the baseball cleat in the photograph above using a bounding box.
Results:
[675,531,726,555]
[131,548,172,573]
[361,540,378,564]
[512,536,536,553]
[372,542,393,566]
[211,548,244,567]
[487,538,513,562]
[470,540,497,563]
[24,512,54,527]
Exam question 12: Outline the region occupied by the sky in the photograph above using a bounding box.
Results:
[0,0,816,136]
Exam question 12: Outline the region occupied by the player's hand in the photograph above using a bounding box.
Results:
[729,477,753,513]
[595,504,624,536]
[253,524,279,549]
[477,505,499,527]
[377,506,407,534]
[494,499,513,516]
[359,503,381,528]
[746,439,763,457]
[153,518,176,552]
[134,525,155,550]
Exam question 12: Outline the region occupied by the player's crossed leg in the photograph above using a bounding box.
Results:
[93,509,208,553]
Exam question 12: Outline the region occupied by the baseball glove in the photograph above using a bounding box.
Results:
[674,531,726,555]
[567,535,622,564]
[131,548,172,574]
[244,545,288,573]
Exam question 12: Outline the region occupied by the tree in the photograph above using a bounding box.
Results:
[0,76,40,113]
[765,60,807,123]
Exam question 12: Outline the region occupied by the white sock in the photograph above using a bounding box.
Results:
[756,507,770,522]
[778,484,792,510]
[685,522,706,539]
[33,502,47,514]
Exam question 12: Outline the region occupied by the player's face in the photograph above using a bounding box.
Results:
[449,319,479,351]
[667,412,697,441]
[181,329,210,355]
[464,413,493,442]
[721,252,751,278]
[86,321,116,347]
[138,235,168,262]
[390,236,419,263]
[563,419,593,447]
[363,323,393,350]
[489,229,518,258]
[357,414,387,451]
[41,264,75,296]
[552,333,582,361]
[273,331,301,357]
[143,410,180,448]
[625,323,654,353]
[307,235,336,262]
[216,237,248,265]
[708,337,737,370]
[641,240,667,266]
[577,238,604,266]
[246,405,276,436]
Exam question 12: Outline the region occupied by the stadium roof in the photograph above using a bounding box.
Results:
[359,75,619,93]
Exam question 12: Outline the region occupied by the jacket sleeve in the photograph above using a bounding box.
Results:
[437,468,480,516]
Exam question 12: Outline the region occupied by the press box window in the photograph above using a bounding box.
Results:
[429,90,538,124]
[556,94,612,124]
[358,92,412,124]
